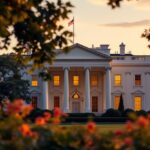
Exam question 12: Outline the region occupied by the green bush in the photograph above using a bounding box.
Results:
[27,108,52,122]
[122,108,135,117]
[67,113,95,117]
[101,109,122,117]
[136,110,147,117]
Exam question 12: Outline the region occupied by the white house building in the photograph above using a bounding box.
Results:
[28,43,150,113]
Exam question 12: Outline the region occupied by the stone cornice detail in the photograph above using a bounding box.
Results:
[125,72,131,75]
[145,72,150,75]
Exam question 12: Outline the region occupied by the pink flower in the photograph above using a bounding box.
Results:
[7,99,24,114]
[87,121,96,133]
[43,112,51,121]
[35,117,45,125]
[137,116,149,128]
[126,121,134,132]
[53,107,62,118]
[115,130,124,136]
[124,137,133,146]
[19,123,32,137]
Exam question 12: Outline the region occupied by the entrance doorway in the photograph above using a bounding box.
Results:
[72,101,80,113]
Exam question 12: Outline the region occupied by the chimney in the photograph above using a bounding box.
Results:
[99,44,110,55]
[94,44,111,56]
[120,43,125,55]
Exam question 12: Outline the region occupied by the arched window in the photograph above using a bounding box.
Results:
[73,93,79,99]
[72,92,80,99]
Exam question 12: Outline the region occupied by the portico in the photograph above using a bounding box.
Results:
[42,66,112,113]
[41,43,112,113]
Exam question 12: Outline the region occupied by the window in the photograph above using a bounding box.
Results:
[134,96,142,111]
[92,96,98,112]
[114,96,120,110]
[73,75,79,86]
[32,96,38,109]
[32,75,38,87]
[135,75,141,86]
[91,75,98,86]
[72,93,80,99]
[53,75,60,86]
[54,96,60,108]
[114,75,122,86]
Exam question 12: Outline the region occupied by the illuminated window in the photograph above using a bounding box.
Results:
[135,75,141,86]
[114,75,122,86]
[53,75,60,86]
[114,96,120,110]
[54,96,60,108]
[92,96,98,112]
[73,75,79,86]
[134,96,142,111]
[32,75,38,87]
[91,75,98,86]
[72,93,80,99]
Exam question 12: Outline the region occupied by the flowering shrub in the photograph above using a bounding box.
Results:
[1,99,150,150]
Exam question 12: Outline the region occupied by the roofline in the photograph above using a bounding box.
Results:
[56,43,111,59]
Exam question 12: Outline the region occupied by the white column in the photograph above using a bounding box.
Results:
[103,73,106,112]
[42,81,49,109]
[63,68,69,112]
[85,68,91,112]
[105,67,111,110]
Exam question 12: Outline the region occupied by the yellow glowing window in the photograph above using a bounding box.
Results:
[91,75,98,86]
[114,75,122,86]
[134,96,142,111]
[73,93,79,99]
[135,75,141,86]
[114,96,120,110]
[32,76,38,87]
[53,75,60,86]
[73,76,79,86]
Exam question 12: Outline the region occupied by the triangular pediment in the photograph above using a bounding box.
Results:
[55,43,111,60]
[131,90,144,94]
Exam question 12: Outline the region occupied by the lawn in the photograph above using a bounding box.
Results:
[96,124,124,133]
[61,123,125,133]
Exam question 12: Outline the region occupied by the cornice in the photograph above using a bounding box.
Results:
[55,59,112,62]
[112,64,150,67]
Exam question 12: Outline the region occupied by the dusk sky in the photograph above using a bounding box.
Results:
[66,0,150,55]
[1,0,150,55]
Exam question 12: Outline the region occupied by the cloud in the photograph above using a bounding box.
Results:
[100,19,150,28]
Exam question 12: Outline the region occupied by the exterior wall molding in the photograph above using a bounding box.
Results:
[145,72,150,75]
[111,90,124,95]
[125,72,131,75]
[30,89,41,94]
[131,90,145,95]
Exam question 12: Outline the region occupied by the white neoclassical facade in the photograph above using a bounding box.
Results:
[27,43,150,113]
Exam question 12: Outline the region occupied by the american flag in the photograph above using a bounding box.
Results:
[68,18,74,26]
